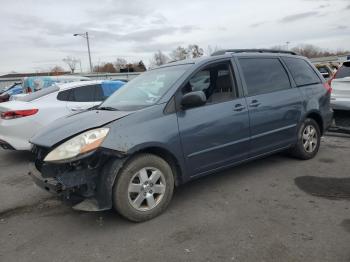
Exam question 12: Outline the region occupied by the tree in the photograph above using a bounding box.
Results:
[115,58,128,72]
[51,66,65,75]
[205,45,221,56]
[169,45,204,61]
[170,46,188,61]
[188,44,204,58]
[151,50,169,67]
[93,63,117,73]
[290,44,350,58]
[62,56,79,73]
[134,60,147,72]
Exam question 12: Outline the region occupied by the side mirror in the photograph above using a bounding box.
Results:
[181,91,207,109]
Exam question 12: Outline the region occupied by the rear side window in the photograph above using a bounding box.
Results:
[239,58,291,96]
[335,63,350,79]
[73,85,100,102]
[57,89,72,101]
[283,58,321,86]
[57,84,102,102]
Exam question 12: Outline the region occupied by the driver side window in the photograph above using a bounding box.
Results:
[183,62,238,104]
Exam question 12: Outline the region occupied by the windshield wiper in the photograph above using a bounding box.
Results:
[98,106,119,111]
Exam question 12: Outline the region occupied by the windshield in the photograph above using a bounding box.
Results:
[100,64,191,110]
[17,85,59,102]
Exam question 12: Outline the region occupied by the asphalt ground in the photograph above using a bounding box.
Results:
[0,134,349,262]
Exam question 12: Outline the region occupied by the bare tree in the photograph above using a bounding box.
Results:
[205,45,221,56]
[51,66,65,75]
[290,44,350,58]
[150,50,169,67]
[114,58,128,72]
[188,44,204,58]
[170,46,188,61]
[93,63,117,73]
[62,56,79,73]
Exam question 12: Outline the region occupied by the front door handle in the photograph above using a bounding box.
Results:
[249,100,261,107]
[233,104,245,112]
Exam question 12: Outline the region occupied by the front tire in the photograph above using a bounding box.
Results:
[113,153,174,222]
[289,118,321,160]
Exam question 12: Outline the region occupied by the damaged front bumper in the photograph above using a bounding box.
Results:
[29,146,126,212]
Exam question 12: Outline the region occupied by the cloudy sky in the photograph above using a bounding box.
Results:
[0,0,349,74]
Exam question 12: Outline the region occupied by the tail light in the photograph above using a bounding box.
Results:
[328,72,337,86]
[1,109,38,120]
[323,82,332,94]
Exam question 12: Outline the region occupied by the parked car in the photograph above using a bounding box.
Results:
[0,84,23,103]
[0,80,124,150]
[28,49,333,222]
[0,82,21,95]
[315,64,334,82]
[330,61,350,111]
[22,75,91,94]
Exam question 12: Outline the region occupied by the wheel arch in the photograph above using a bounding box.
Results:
[129,146,184,187]
[305,111,324,135]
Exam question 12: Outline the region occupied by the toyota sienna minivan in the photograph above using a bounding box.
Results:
[29,49,333,222]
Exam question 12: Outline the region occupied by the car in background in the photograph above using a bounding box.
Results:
[0,82,21,95]
[111,78,129,82]
[0,83,23,103]
[315,64,334,82]
[330,61,350,111]
[0,80,124,150]
[22,75,91,94]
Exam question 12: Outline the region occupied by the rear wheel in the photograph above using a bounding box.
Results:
[289,118,321,160]
[113,154,174,222]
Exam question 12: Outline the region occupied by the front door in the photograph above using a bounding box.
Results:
[177,61,250,176]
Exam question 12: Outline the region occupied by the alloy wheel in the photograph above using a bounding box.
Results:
[302,125,318,153]
[128,167,166,211]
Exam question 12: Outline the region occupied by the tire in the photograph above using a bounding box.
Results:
[289,118,321,160]
[113,153,175,222]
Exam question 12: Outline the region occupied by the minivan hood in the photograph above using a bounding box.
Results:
[30,110,133,148]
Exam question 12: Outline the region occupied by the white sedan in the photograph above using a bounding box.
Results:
[0,80,124,150]
[331,61,350,111]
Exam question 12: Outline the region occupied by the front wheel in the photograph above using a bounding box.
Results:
[113,154,174,222]
[289,118,321,160]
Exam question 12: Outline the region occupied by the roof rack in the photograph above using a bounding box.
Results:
[211,49,297,56]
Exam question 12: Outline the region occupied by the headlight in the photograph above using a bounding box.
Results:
[44,128,109,162]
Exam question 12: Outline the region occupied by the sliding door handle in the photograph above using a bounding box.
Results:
[233,104,245,112]
[249,100,261,107]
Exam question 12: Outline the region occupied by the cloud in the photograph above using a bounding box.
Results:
[250,21,267,28]
[132,41,184,53]
[280,11,319,23]
[318,4,330,8]
[334,25,348,30]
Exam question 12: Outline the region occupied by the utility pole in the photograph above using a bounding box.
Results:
[74,32,93,73]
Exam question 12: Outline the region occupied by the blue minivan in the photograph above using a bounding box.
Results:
[29,50,333,222]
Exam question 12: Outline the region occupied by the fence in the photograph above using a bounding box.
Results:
[0,72,141,90]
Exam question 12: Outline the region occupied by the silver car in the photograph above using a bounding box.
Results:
[331,61,350,110]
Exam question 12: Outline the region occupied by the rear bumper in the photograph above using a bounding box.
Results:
[0,134,32,150]
[0,119,38,150]
[330,98,350,111]
[0,139,16,150]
